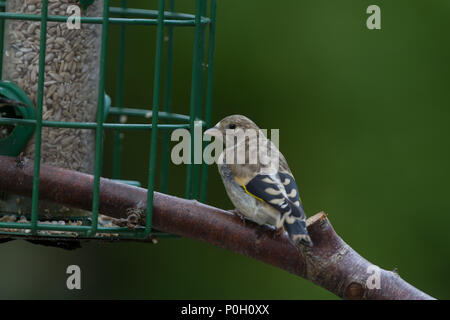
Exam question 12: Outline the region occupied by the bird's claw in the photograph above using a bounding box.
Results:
[230,208,246,226]
[272,227,285,239]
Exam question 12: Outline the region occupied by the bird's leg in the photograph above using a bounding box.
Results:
[229,208,246,226]
[272,227,285,239]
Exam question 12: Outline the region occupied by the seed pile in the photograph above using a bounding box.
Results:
[2,0,103,173]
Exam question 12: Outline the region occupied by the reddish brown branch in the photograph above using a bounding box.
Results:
[0,155,434,300]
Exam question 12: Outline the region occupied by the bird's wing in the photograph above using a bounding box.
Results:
[277,171,302,205]
[237,172,306,223]
[239,172,312,246]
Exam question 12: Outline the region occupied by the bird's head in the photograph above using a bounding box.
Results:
[204,115,261,146]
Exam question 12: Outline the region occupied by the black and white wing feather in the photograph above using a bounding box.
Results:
[242,172,312,247]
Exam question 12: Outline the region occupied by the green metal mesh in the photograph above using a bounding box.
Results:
[0,0,217,240]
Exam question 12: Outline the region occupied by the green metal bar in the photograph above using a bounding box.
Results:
[0,2,200,22]
[0,231,83,238]
[109,108,190,122]
[0,227,178,239]
[117,232,177,238]
[200,0,218,202]
[0,220,176,236]
[114,179,141,187]
[0,12,209,26]
[160,0,176,194]
[185,0,206,200]
[0,222,141,234]
[145,0,166,238]
[0,2,5,76]
[89,0,111,236]
[191,0,207,200]
[0,223,92,232]
[30,0,49,235]
[185,0,201,199]
[112,0,127,180]
[0,118,188,130]
[109,7,197,20]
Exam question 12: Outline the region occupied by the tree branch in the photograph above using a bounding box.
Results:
[0,155,434,300]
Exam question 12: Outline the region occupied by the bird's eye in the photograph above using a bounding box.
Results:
[228,124,236,129]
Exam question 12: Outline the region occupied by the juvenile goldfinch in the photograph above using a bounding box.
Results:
[205,115,313,248]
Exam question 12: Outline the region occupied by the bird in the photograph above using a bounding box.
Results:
[204,115,313,248]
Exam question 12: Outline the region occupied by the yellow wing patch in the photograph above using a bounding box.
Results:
[242,185,265,203]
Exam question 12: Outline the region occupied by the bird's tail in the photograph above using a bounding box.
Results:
[284,218,313,248]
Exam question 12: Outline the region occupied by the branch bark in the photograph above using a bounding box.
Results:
[0,155,434,300]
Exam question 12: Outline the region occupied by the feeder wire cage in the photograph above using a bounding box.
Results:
[0,0,217,242]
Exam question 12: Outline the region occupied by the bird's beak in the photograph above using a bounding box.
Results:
[204,126,222,138]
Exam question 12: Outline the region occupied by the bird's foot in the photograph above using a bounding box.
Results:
[229,208,246,226]
[272,227,285,239]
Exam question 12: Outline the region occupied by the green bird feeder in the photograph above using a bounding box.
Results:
[0,0,217,241]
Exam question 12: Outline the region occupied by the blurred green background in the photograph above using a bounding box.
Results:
[1,0,449,299]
